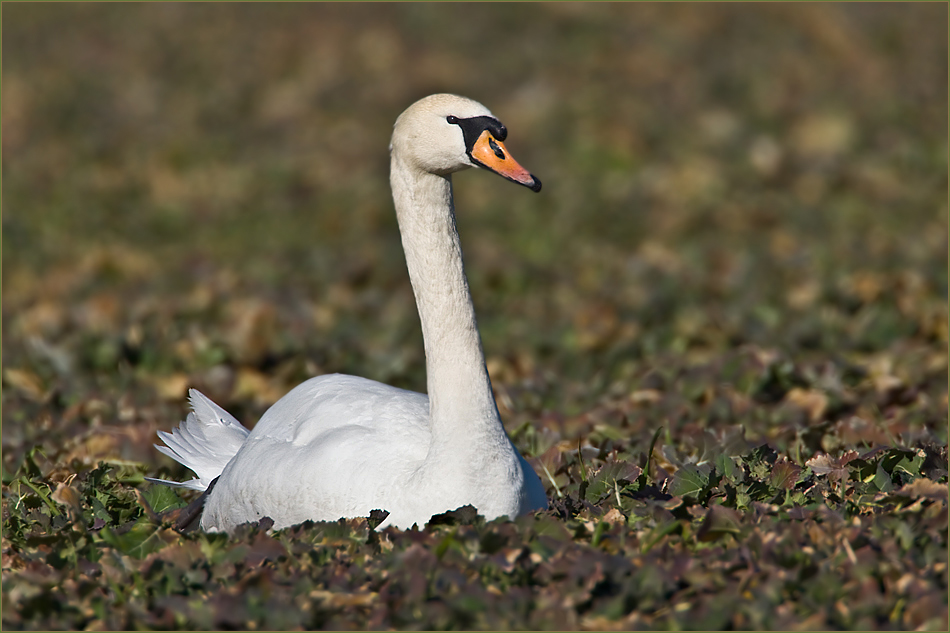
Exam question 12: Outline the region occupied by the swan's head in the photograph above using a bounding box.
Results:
[391,94,541,192]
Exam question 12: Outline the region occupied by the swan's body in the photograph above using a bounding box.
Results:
[149,94,547,531]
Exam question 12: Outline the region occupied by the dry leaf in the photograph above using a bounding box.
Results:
[51,482,82,517]
[2,368,47,401]
[234,368,285,405]
[784,388,829,422]
[601,508,626,525]
[696,505,742,542]
[895,479,948,502]
[770,457,802,490]
[630,389,662,404]
[152,373,190,401]
[806,450,859,483]
[227,298,278,364]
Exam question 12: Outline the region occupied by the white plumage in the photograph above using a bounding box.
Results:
[149,390,248,491]
[149,94,548,531]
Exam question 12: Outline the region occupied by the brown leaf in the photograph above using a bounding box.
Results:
[786,279,821,310]
[151,372,190,401]
[806,450,859,483]
[894,479,948,502]
[234,368,285,405]
[531,444,564,497]
[309,589,378,609]
[601,508,626,526]
[573,301,620,352]
[77,292,120,333]
[696,505,742,542]
[630,389,662,404]
[770,457,802,490]
[63,432,121,465]
[2,368,47,402]
[227,298,278,365]
[784,388,828,422]
[792,113,854,159]
[245,531,287,567]
[902,592,949,631]
[14,301,67,338]
[50,482,82,515]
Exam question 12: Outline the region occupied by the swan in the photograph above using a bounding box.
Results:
[148,94,548,531]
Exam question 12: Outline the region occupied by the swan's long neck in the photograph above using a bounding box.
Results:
[390,154,504,447]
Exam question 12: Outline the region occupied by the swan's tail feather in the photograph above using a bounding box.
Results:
[146,389,249,492]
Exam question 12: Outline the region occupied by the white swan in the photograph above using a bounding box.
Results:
[148,94,548,531]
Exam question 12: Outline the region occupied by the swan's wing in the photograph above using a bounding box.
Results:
[147,389,250,491]
[199,375,433,531]
[248,374,430,444]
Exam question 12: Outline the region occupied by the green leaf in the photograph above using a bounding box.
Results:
[98,522,172,559]
[716,453,740,484]
[668,464,710,499]
[745,480,774,502]
[577,440,590,483]
[18,479,62,517]
[585,460,642,503]
[893,452,924,480]
[642,425,664,486]
[744,444,778,480]
[19,446,47,479]
[873,460,895,492]
[696,505,743,542]
[142,484,187,514]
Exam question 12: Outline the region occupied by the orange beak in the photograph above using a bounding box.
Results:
[469,130,542,192]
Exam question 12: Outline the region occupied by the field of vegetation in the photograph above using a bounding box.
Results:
[3,4,947,630]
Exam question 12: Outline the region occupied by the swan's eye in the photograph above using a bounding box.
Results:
[446,115,459,124]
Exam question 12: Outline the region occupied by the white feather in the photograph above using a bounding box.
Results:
[146,389,249,491]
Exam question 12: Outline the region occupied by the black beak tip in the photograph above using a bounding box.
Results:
[528,175,542,192]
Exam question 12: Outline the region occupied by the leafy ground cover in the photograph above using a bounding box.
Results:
[3,3,947,630]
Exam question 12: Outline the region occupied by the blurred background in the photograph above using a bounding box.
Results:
[3,4,947,471]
